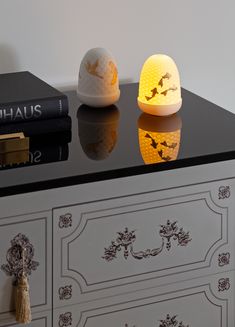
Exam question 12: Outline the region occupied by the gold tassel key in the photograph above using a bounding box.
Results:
[15,247,32,324]
[15,274,32,324]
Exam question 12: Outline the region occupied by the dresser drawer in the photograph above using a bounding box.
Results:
[0,310,52,327]
[54,270,235,327]
[0,212,52,321]
[53,179,235,307]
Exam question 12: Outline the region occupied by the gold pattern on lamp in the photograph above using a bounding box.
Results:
[161,85,177,97]
[84,59,118,84]
[145,88,159,101]
[85,59,103,79]
[145,73,177,101]
[109,61,118,85]
[158,72,171,87]
[138,113,182,164]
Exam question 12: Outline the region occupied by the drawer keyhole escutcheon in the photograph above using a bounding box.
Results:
[1,233,39,282]
[1,233,39,324]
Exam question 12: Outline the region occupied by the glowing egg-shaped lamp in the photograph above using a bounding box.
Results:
[77,105,119,160]
[138,54,182,116]
[77,48,120,107]
[138,113,182,164]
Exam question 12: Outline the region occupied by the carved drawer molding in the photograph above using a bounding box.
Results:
[53,183,232,307]
[102,220,191,262]
[0,312,52,327]
[53,271,234,327]
[124,315,190,327]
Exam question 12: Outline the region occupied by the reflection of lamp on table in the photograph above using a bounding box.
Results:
[77,105,120,160]
[138,113,182,164]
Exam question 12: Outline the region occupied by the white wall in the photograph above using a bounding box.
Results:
[0,0,234,112]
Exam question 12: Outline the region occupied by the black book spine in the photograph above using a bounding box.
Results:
[0,116,72,137]
[0,95,68,124]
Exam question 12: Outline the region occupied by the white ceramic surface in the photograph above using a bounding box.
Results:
[78,48,120,107]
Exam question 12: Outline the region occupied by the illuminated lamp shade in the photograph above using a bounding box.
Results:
[77,105,119,160]
[77,48,120,107]
[138,54,182,116]
[138,113,182,164]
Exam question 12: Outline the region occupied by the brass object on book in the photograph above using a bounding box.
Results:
[0,132,29,166]
[0,151,29,166]
[0,132,29,153]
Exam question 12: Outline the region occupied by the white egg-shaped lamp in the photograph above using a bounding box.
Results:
[77,48,120,107]
[138,54,182,116]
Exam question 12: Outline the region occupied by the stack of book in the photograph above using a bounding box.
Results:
[0,71,71,168]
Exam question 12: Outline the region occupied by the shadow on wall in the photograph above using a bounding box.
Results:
[0,44,20,74]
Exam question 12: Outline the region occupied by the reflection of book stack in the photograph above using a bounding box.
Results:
[0,130,71,169]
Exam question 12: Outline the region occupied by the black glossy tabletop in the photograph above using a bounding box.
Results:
[1,83,235,197]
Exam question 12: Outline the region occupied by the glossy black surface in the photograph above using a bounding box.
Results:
[1,83,235,197]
